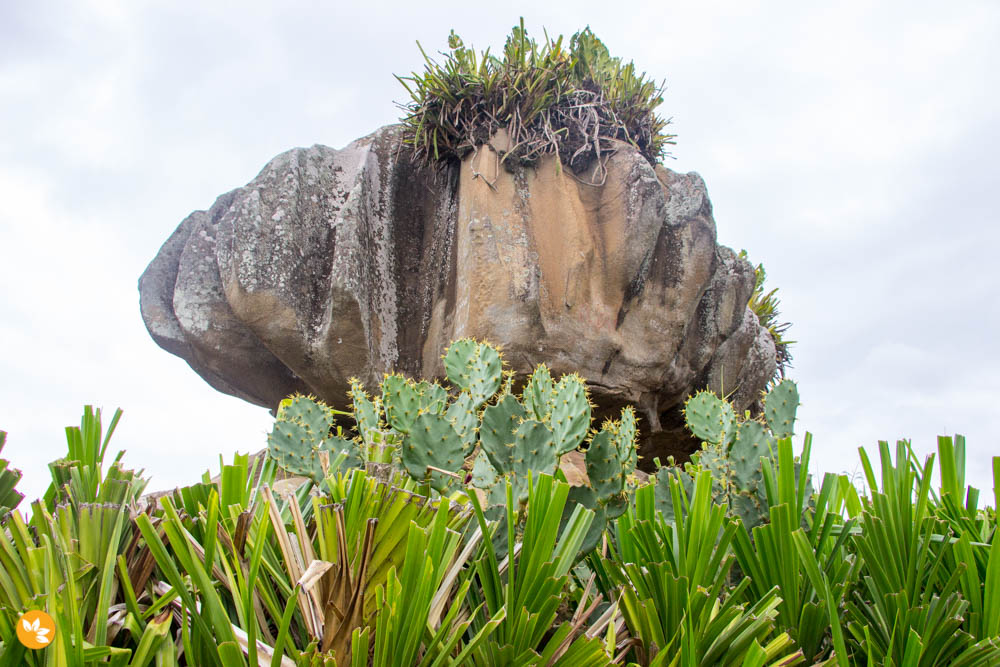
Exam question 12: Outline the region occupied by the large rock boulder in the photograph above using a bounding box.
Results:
[139,125,776,462]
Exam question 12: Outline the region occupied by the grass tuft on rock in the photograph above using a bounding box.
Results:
[395,19,676,172]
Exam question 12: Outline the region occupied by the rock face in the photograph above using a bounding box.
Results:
[140,125,776,461]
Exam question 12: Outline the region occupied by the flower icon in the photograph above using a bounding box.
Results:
[16,610,56,649]
[22,617,51,645]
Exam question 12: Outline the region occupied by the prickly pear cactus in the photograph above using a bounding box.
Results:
[549,374,592,455]
[731,421,774,493]
[267,395,361,483]
[585,408,638,518]
[519,366,592,455]
[349,378,382,444]
[467,358,636,550]
[617,406,639,476]
[313,340,498,489]
[446,392,479,453]
[476,390,559,501]
[471,449,498,489]
[269,338,645,522]
[470,360,635,511]
[522,364,555,420]
[764,379,798,439]
[443,338,502,408]
[479,394,528,472]
[724,420,775,526]
[399,409,466,493]
[667,380,804,530]
[510,420,558,480]
[414,381,449,414]
[683,390,737,446]
[382,375,429,434]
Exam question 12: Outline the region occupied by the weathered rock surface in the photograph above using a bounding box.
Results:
[140,125,776,462]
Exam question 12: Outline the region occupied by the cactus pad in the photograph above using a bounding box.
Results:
[616,405,639,476]
[443,338,502,408]
[382,375,423,433]
[548,373,592,455]
[480,394,527,472]
[399,410,465,492]
[268,419,316,478]
[277,394,333,440]
[268,395,360,482]
[694,443,733,500]
[510,419,557,480]
[730,487,769,531]
[731,420,774,496]
[443,338,479,385]
[764,379,798,440]
[586,426,626,506]
[446,391,479,455]
[349,378,381,444]
[522,364,555,420]
[414,381,448,414]
[471,449,498,489]
[683,391,736,446]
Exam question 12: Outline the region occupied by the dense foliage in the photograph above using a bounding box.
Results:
[396,20,675,171]
[1,340,998,665]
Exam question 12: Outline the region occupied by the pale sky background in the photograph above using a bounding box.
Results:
[1,1,997,505]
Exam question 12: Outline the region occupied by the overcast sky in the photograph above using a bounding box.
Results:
[2,1,998,504]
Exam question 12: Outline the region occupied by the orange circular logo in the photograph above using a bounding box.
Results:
[16,610,55,649]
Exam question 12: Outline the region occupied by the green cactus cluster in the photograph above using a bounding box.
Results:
[269,339,505,493]
[264,341,814,556]
[470,362,637,518]
[267,394,361,483]
[266,339,639,525]
[660,379,802,529]
[266,339,802,540]
[390,339,503,492]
